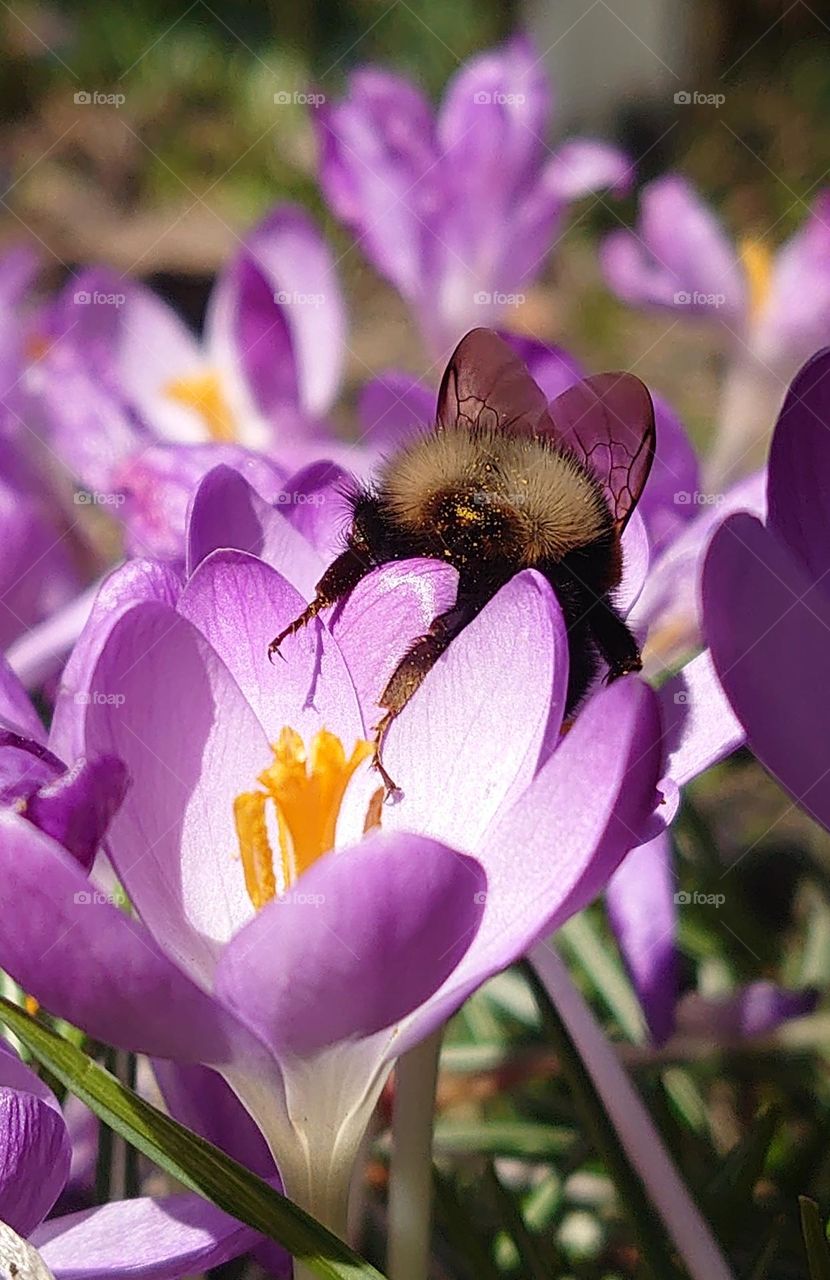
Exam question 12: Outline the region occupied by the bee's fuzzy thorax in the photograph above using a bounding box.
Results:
[374,425,612,563]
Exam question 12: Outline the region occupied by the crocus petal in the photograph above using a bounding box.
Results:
[356,374,435,448]
[601,175,746,318]
[33,1194,266,1280]
[433,38,561,341]
[0,812,243,1064]
[25,755,129,872]
[0,434,81,649]
[207,206,346,425]
[50,269,205,450]
[83,600,271,982]
[618,510,650,616]
[315,69,438,305]
[754,192,830,364]
[676,982,818,1042]
[704,512,830,832]
[383,571,568,852]
[6,578,101,694]
[659,649,745,787]
[438,35,551,174]
[106,276,206,444]
[177,549,363,744]
[637,396,701,556]
[115,443,288,562]
[216,830,485,1056]
[0,734,60,808]
[544,138,633,200]
[269,460,352,560]
[0,1044,70,1236]
[500,333,584,402]
[49,560,183,764]
[766,346,830,583]
[329,559,458,728]
[633,468,767,676]
[606,831,679,1045]
[38,281,147,490]
[394,676,662,1053]
[0,1040,63,1110]
[186,466,324,597]
[152,1060,275,1178]
[530,944,736,1280]
[0,653,45,740]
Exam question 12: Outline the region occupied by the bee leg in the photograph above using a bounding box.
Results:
[268,547,372,662]
[370,710,401,798]
[371,603,474,796]
[587,596,642,684]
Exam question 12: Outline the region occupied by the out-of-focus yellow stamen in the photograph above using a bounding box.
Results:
[739,237,773,320]
[25,335,50,363]
[24,995,39,1017]
[165,370,236,442]
[233,727,374,910]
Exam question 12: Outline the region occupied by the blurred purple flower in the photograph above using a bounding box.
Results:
[601,177,830,483]
[0,248,85,647]
[601,175,830,363]
[674,982,817,1043]
[317,35,631,353]
[33,207,348,555]
[0,1037,269,1278]
[704,347,830,834]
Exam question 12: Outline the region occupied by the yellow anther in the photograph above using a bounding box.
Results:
[233,728,374,910]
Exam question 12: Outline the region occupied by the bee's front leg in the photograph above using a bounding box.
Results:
[268,546,372,661]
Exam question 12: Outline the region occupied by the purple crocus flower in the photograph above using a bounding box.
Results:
[33,206,348,560]
[601,175,830,360]
[600,176,830,482]
[0,521,664,1243]
[703,347,830,834]
[317,34,631,353]
[0,1037,269,1278]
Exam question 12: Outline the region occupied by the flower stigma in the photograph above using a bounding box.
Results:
[165,369,236,442]
[233,727,375,910]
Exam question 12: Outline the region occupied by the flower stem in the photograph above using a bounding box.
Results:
[529,942,736,1280]
[705,355,782,489]
[387,1028,443,1280]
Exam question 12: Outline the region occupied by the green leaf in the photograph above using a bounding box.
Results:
[704,1106,778,1237]
[0,998,385,1280]
[432,1118,575,1160]
[483,1163,565,1278]
[800,1197,830,1280]
[560,911,646,1043]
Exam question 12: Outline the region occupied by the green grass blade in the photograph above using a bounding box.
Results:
[0,998,385,1280]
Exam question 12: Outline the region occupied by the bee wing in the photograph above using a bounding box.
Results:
[548,372,656,531]
[436,329,555,435]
